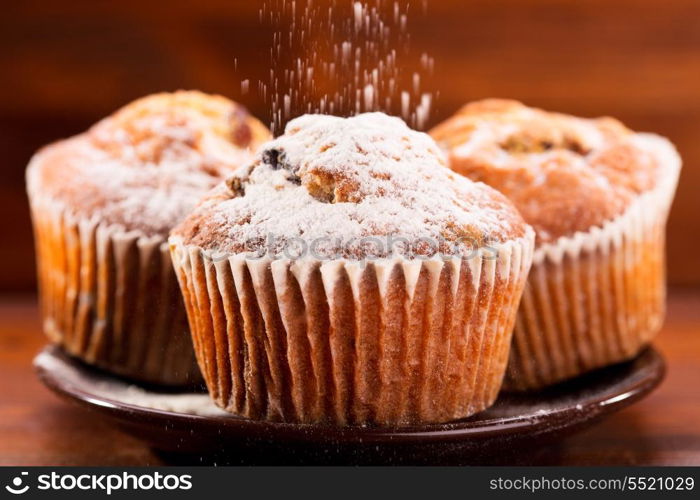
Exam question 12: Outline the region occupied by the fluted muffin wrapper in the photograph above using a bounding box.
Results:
[170,232,534,426]
[505,140,681,391]
[28,194,201,386]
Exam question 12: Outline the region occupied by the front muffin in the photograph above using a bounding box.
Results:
[170,112,535,425]
[431,99,681,390]
[26,91,271,386]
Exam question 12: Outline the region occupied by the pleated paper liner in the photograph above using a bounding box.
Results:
[28,195,202,387]
[505,136,681,391]
[170,231,534,426]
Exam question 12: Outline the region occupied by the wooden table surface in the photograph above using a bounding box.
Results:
[1,291,699,466]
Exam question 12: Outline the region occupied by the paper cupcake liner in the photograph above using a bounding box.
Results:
[170,233,534,426]
[28,195,201,386]
[505,141,680,391]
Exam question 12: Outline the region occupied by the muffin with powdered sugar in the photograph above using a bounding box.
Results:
[27,91,270,386]
[170,112,535,425]
[431,99,681,390]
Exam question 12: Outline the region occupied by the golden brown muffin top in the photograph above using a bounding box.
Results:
[172,112,530,260]
[431,99,678,246]
[27,91,271,237]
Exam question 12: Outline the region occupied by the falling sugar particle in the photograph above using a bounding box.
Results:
[364,84,375,111]
[354,2,364,32]
[284,94,291,117]
[401,91,410,118]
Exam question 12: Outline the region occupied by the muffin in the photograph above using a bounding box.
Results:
[27,91,271,386]
[431,99,681,390]
[170,112,535,425]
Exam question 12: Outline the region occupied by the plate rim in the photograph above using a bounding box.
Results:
[34,345,665,445]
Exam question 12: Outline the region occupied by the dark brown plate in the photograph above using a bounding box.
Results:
[34,345,664,465]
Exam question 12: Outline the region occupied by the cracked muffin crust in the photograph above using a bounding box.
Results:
[430,99,668,245]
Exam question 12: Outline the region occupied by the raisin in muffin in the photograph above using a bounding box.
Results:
[170,112,535,425]
[431,99,681,390]
[27,91,270,386]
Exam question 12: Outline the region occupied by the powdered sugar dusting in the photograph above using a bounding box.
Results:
[175,113,527,259]
[28,92,270,237]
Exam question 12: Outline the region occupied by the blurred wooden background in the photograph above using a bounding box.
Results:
[2,0,700,292]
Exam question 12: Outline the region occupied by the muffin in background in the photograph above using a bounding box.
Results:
[431,99,681,390]
[27,91,271,386]
[170,112,535,425]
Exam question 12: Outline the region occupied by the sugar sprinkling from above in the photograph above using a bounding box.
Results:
[259,0,435,135]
